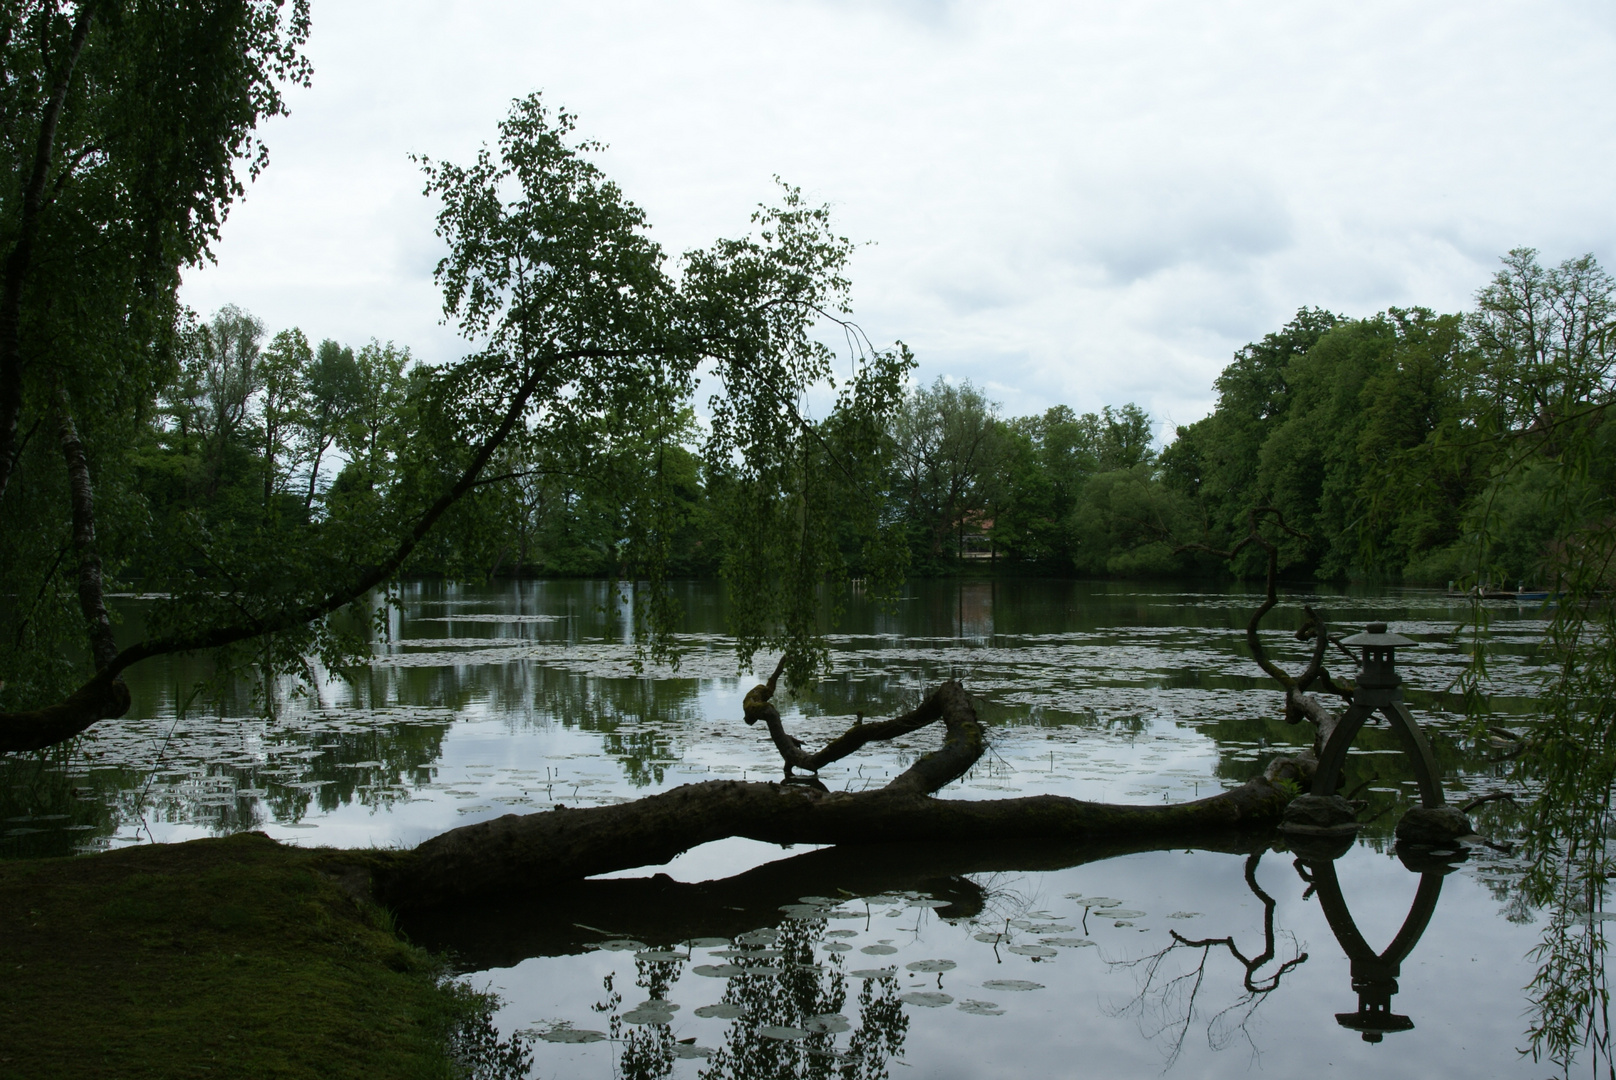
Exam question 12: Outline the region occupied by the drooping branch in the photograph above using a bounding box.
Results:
[0,347,626,752]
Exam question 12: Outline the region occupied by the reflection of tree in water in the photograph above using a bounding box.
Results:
[593,962,680,1080]
[699,918,907,1080]
[1109,851,1306,1068]
[588,917,909,1080]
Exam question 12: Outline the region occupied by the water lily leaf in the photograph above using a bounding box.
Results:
[823,942,853,952]
[956,1000,1005,1016]
[672,1045,714,1059]
[804,1013,851,1033]
[536,1027,608,1043]
[798,895,837,905]
[595,939,648,952]
[684,937,730,948]
[860,944,898,955]
[694,1003,744,1018]
[1007,944,1057,957]
[758,1025,810,1041]
[1040,937,1095,948]
[1105,909,1146,919]
[899,991,954,1007]
[1009,920,1075,933]
[634,950,685,963]
[736,929,780,945]
[621,1007,675,1025]
[1080,898,1121,908]
[826,929,858,938]
[780,904,828,919]
[905,960,957,973]
[973,931,1009,944]
[693,963,744,977]
[907,898,953,908]
[982,979,1044,991]
[851,967,898,979]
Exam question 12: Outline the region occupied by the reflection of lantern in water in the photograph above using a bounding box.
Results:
[1302,855,1450,1043]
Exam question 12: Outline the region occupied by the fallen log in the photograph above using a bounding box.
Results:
[372,676,1311,910]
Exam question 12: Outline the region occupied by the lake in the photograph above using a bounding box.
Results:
[0,578,1581,1077]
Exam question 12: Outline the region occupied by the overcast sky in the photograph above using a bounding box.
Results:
[179,0,1616,438]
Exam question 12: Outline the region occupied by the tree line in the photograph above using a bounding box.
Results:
[128,244,1615,593]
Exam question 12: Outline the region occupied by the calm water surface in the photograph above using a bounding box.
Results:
[1,579,1572,1076]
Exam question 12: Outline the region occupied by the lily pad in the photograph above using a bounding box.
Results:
[851,967,898,979]
[826,929,858,938]
[804,1013,851,1034]
[982,979,1044,991]
[907,898,954,908]
[1009,920,1075,933]
[758,1025,811,1041]
[693,963,744,977]
[536,1027,608,1043]
[973,931,1009,944]
[595,939,648,952]
[780,904,828,919]
[1080,898,1122,908]
[634,950,685,963]
[1041,937,1095,948]
[1007,944,1057,958]
[899,991,954,1008]
[694,1003,745,1019]
[1105,909,1146,919]
[685,937,730,948]
[823,942,853,952]
[622,1006,676,1025]
[736,929,780,945]
[957,1000,1006,1016]
[672,1045,715,1059]
[860,944,898,955]
[905,959,957,973]
[798,895,837,905]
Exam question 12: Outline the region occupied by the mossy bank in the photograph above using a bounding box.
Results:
[0,832,517,1080]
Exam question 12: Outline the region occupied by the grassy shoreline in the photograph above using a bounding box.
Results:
[0,833,498,1080]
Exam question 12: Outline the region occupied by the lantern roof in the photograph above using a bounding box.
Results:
[1341,622,1417,648]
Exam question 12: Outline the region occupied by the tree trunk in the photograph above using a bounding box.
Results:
[371,677,1309,911]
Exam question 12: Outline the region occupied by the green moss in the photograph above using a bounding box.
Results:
[0,833,508,1080]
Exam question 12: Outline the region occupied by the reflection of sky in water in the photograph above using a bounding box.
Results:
[36,578,1550,857]
[478,845,1542,1078]
[3,579,1561,1072]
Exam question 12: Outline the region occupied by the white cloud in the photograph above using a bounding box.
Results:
[181,0,1616,431]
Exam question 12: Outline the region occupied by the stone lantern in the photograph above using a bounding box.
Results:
[1281,620,1449,844]
[1339,622,1416,690]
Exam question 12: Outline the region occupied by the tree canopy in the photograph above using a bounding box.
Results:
[0,76,911,750]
